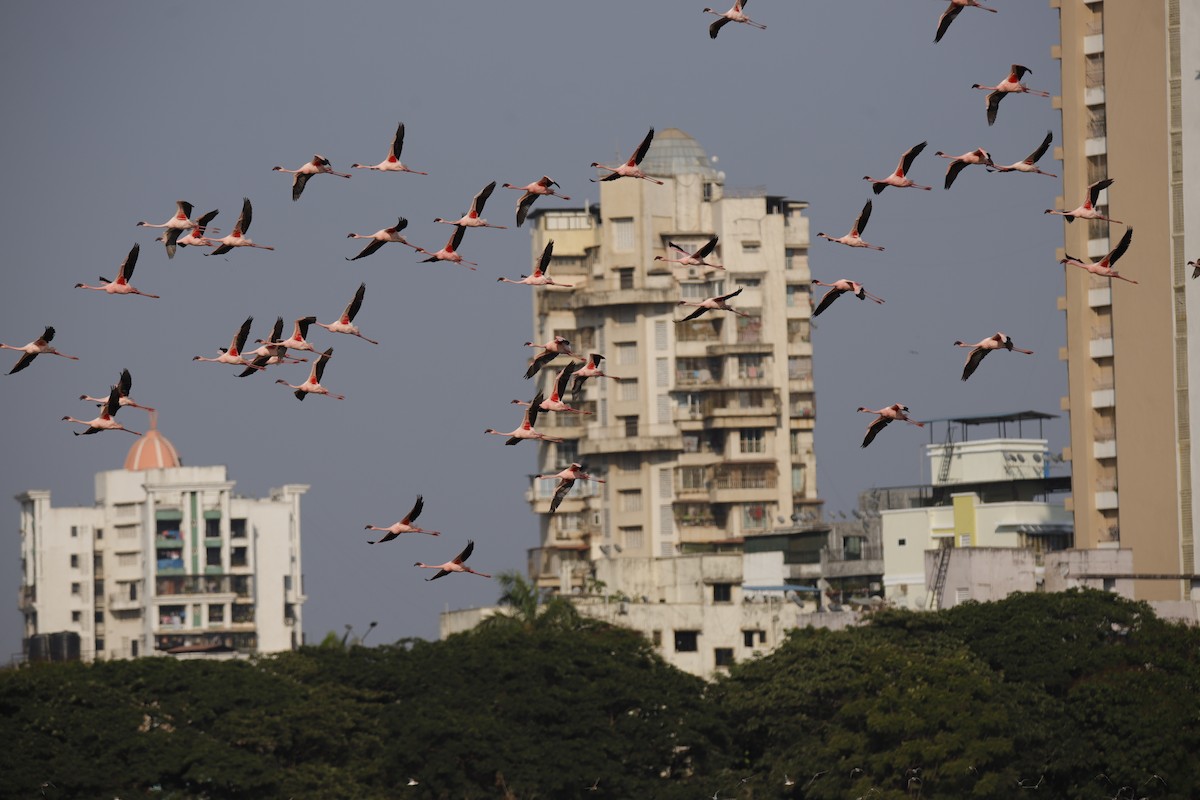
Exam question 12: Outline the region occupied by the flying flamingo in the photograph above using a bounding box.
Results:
[351,122,428,174]
[935,147,994,190]
[934,0,996,43]
[953,333,1034,381]
[62,385,141,437]
[988,130,1056,177]
[676,287,748,321]
[207,198,274,255]
[864,141,932,194]
[315,283,378,345]
[523,335,581,380]
[537,463,606,514]
[237,317,308,377]
[193,316,264,371]
[272,154,351,201]
[816,202,884,250]
[972,65,1050,126]
[164,209,221,253]
[75,243,160,299]
[81,368,154,412]
[502,176,571,227]
[591,128,663,185]
[811,279,885,317]
[497,240,573,287]
[414,539,491,581]
[434,181,506,229]
[136,200,205,258]
[1061,227,1137,284]
[1044,178,1120,224]
[266,316,320,354]
[346,217,425,261]
[654,237,725,269]
[365,495,440,543]
[513,362,592,414]
[485,393,564,445]
[1190,257,1199,279]
[569,353,614,399]
[420,225,476,270]
[704,1,767,38]
[2,326,78,375]
[857,404,925,448]
[276,347,343,400]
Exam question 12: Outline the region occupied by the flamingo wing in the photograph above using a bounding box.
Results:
[118,368,133,397]
[525,350,556,380]
[709,16,732,38]
[525,392,545,429]
[696,236,719,259]
[537,240,555,274]
[449,225,466,250]
[899,141,928,175]
[291,171,312,202]
[1010,64,1032,81]
[934,2,962,42]
[555,361,581,399]
[348,239,386,261]
[1106,226,1133,267]
[631,128,655,166]
[41,326,56,343]
[162,227,182,258]
[472,181,497,214]
[812,288,844,318]
[237,353,270,377]
[453,539,476,565]
[549,478,576,514]
[944,159,970,190]
[678,306,710,322]
[425,568,451,581]
[8,352,37,375]
[853,201,873,235]
[313,347,333,384]
[232,316,254,354]
[176,200,194,219]
[295,316,317,339]
[236,197,253,234]
[961,347,990,381]
[1026,130,1053,164]
[516,192,538,227]
[345,283,366,322]
[390,122,406,159]
[269,316,285,343]
[1087,177,1114,207]
[403,495,424,525]
[197,209,219,229]
[861,416,891,448]
[103,385,122,418]
[119,243,140,281]
[985,91,1004,126]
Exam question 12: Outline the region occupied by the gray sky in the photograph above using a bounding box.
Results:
[0,1,1066,654]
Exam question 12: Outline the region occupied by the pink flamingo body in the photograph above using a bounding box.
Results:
[817,202,883,250]
[953,332,1034,381]
[316,283,378,344]
[857,404,925,448]
[811,279,885,317]
[1045,178,1120,224]
[63,385,141,437]
[569,353,614,399]
[972,65,1050,126]
[485,392,564,445]
[503,176,570,227]
[193,317,265,371]
[676,287,748,322]
[1061,227,1137,284]
[513,362,591,414]
[2,326,78,375]
[934,0,996,43]
[654,236,725,268]
[207,198,274,255]
[414,539,491,581]
[81,368,154,412]
[538,463,605,514]
[420,225,477,269]
[162,209,221,253]
[864,141,932,193]
[989,130,1056,177]
[351,122,427,174]
[524,335,582,380]
[346,217,424,261]
[272,154,351,201]
[276,347,343,400]
[76,243,159,299]
[498,240,573,286]
[435,181,506,229]
[704,1,767,38]
[935,148,994,190]
[591,128,664,185]
[365,495,440,543]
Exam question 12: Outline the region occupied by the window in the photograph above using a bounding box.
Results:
[118,553,138,567]
[612,218,634,252]
[898,538,907,547]
[622,416,639,437]
[737,355,763,379]
[95,528,103,540]
[712,583,733,603]
[616,341,638,365]
[743,630,767,648]
[714,648,735,668]
[742,503,769,529]
[792,465,806,493]
[618,267,635,290]
[231,519,248,539]
[674,630,699,652]
[680,281,711,299]
[702,182,714,201]
[546,212,592,230]
[656,358,669,387]
[785,247,804,270]
[739,429,765,454]
[131,641,139,657]
[651,630,662,647]
[621,526,644,550]
[617,454,639,472]
[680,466,706,491]
[208,605,224,624]
[959,534,971,547]
[206,547,222,568]
[741,241,761,254]
[70,526,78,538]
[71,582,81,595]
[72,611,81,623]
[95,637,104,652]
[557,440,579,465]
[618,379,639,402]
[70,555,79,568]
[613,305,636,324]
[655,321,668,351]
[735,277,761,288]
[619,490,643,513]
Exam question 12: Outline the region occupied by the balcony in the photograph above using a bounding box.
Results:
[17,585,35,611]
[1088,287,1112,308]
[1090,338,1113,358]
[108,593,141,612]
[820,543,884,580]
[1095,491,1119,510]
[709,473,778,504]
[1091,389,1115,408]
[563,287,677,309]
[1093,439,1117,459]
[579,425,683,455]
[155,574,253,598]
[1083,33,1104,54]
[706,341,774,356]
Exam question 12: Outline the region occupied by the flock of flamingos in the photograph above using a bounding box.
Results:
[4,0,1194,587]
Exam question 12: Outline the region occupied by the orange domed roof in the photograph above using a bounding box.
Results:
[124,412,181,470]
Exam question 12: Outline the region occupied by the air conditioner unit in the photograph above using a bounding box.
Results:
[687,267,699,279]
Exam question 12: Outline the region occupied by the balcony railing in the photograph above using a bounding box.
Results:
[155,575,253,598]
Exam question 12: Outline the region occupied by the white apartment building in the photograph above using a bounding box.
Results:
[16,417,308,661]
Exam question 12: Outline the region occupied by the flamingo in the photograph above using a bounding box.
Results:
[569,353,614,399]
[1060,226,1137,284]
[267,316,320,354]
[351,122,427,174]
[237,317,308,377]
[502,176,571,227]
[972,65,1050,126]
[164,209,221,253]
[676,287,748,321]
[81,368,155,412]
[419,225,476,269]
[1189,257,1199,280]
[811,279,885,317]
[434,181,506,229]
[346,217,425,261]
[864,141,932,193]
[207,198,274,255]
[75,243,159,299]
[272,154,351,201]
[2,326,78,374]
[935,147,994,190]
[654,237,725,269]
[193,316,265,370]
[523,335,581,380]
[497,240,573,287]
[365,495,440,543]
[591,128,663,185]
[513,362,592,414]
[934,0,996,43]
[537,463,606,514]
[704,1,767,38]
[1044,178,1120,224]
[276,347,343,400]
[816,202,884,250]
[136,200,205,258]
[414,539,491,581]
[62,385,141,437]
[315,283,378,345]
[857,404,925,448]
[988,130,1056,177]
[953,333,1034,381]
[485,393,564,445]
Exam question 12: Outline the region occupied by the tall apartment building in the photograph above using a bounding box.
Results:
[1051,0,1198,600]
[522,128,819,593]
[16,417,308,660]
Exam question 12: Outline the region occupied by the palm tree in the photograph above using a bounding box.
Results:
[481,570,584,631]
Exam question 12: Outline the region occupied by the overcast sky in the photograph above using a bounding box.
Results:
[0,1,1067,655]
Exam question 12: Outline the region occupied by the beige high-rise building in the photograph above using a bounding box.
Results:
[521,128,819,593]
[1051,0,1198,599]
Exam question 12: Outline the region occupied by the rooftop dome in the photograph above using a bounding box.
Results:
[639,128,721,179]
[124,412,181,471]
